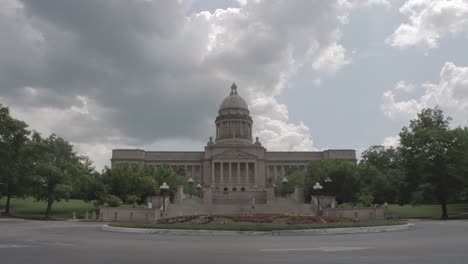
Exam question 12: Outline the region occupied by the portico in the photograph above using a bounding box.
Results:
[211,160,256,189]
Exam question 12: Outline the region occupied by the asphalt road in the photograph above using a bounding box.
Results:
[1,220,467,264]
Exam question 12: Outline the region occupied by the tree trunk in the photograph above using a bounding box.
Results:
[45,198,53,219]
[4,193,11,215]
[441,199,448,220]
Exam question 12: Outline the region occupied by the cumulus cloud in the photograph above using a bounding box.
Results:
[394,80,415,93]
[386,0,468,52]
[381,62,468,126]
[382,135,400,148]
[310,42,352,74]
[0,0,384,168]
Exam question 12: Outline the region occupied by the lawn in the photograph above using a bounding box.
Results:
[0,197,97,220]
[111,220,402,231]
[387,203,468,219]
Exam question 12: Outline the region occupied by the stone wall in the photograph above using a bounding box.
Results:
[322,207,385,221]
[311,195,336,210]
[165,197,313,217]
[100,207,159,222]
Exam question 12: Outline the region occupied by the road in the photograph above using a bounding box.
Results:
[0,220,467,264]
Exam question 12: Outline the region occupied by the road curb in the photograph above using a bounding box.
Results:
[101,223,414,236]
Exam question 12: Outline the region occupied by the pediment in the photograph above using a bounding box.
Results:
[212,150,257,160]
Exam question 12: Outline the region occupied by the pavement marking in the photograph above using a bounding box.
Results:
[260,247,372,252]
[0,244,32,249]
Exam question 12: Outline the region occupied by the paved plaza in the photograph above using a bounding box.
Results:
[1,220,468,264]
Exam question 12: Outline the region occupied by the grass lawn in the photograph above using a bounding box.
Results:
[111,220,402,231]
[0,197,97,220]
[387,203,468,219]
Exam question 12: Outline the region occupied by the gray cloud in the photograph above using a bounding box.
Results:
[0,0,386,168]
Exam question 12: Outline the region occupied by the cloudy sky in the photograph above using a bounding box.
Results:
[1,0,468,169]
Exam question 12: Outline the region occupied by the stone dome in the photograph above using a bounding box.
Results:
[219,83,249,111]
[214,82,253,145]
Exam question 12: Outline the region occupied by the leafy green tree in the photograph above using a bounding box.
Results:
[399,107,466,219]
[361,145,401,172]
[75,156,106,202]
[151,165,183,199]
[101,164,152,204]
[274,170,305,197]
[360,145,406,204]
[356,187,374,207]
[30,133,84,218]
[305,160,360,203]
[0,104,30,215]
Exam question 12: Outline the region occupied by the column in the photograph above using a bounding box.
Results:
[220,162,224,186]
[242,162,249,186]
[229,162,232,186]
[253,162,257,185]
[282,165,285,178]
[191,165,195,181]
[237,162,240,186]
[184,165,187,176]
[246,162,249,185]
[273,165,277,180]
[211,162,215,186]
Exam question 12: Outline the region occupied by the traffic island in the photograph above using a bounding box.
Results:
[102,214,413,236]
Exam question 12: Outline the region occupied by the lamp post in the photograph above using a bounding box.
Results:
[313,182,323,215]
[281,177,288,197]
[188,177,194,198]
[159,182,169,217]
[196,183,202,197]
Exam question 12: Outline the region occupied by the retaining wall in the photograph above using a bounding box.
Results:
[322,207,385,220]
[100,207,160,222]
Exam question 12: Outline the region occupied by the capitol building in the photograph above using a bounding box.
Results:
[112,83,356,192]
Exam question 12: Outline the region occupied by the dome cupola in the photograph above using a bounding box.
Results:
[219,83,249,112]
[215,83,253,145]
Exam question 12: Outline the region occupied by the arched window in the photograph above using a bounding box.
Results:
[223,187,228,192]
[241,187,245,192]
[232,187,237,191]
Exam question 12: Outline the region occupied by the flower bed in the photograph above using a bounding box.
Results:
[219,213,285,223]
[155,214,355,225]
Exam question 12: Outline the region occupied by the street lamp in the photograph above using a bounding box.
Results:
[313,182,323,215]
[281,177,288,197]
[159,182,169,217]
[196,183,202,197]
[324,177,332,183]
[188,177,194,198]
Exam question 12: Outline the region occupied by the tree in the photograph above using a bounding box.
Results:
[274,170,305,197]
[305,160,360,204]
[101,164,148,204]
[399,107,466,219]
[151,165,183,199]
[0,104,30,215]
[359,146,405,204]
[72,156,104,201]
[361,145,400,172]
[30,133,84,218]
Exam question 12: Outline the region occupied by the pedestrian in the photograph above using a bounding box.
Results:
[250,197,256,211]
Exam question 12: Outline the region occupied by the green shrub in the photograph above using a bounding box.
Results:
[126,195,139,206]
[105,195,122,207]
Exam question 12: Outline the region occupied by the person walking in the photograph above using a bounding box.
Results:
[250,197,256,211]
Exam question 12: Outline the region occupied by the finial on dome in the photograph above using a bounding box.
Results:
[230,82,238,95]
